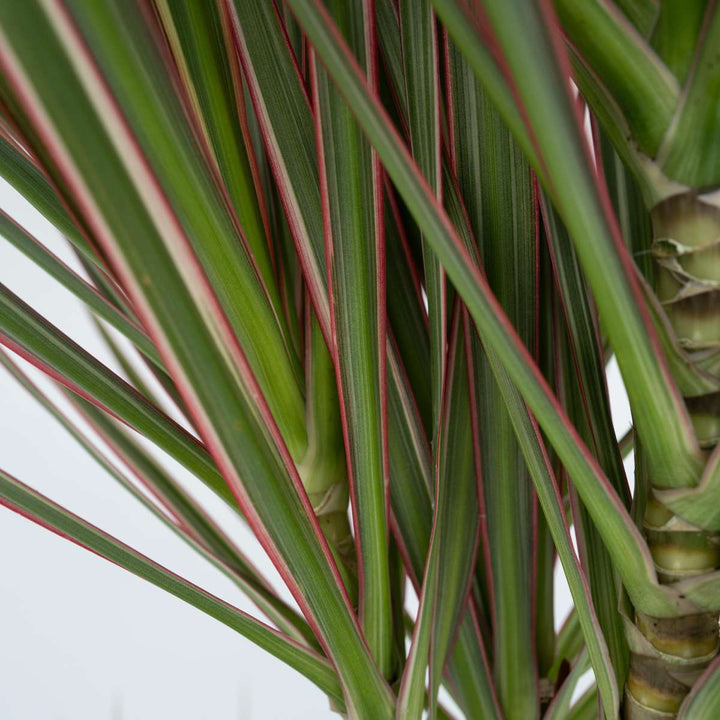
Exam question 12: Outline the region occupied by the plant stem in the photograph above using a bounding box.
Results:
[628,192,720,718]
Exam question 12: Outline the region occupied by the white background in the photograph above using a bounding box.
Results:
[0,178,631,718]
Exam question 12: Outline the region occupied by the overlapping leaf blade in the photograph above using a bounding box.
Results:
[398,310,481,719]
[437,0,702,491]
[542,195,629,685]
[399,0,445,437]
[228,0,497,709]
[0,3,394,715]
[0,210,160,367]
[0,468,344,707]
[310,0,392,675]
[284,0,678,620]
[0,349,315,647]
[446,42,539,718]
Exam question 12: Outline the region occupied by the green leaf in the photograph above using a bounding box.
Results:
[0,4,394,714]
[542,196,629,685]
[0,127,106,275]
[649,0,707,83]
[153,0,277,300]
[300,313,355,598]
[614,0,659,37]
[443,612,501,720]
[91,318,190,423]
[310,0,392,677]
[385,192,432,434]
[486,354,620,720]
[446,41,539,718]
[566,685,600,720]
[76,397,319,647]
[567,48,660,204]
[0,283,233,506]
[8,0,307,463]
[398,312,481,719]
[386,342,500,719]
[441,0,702,490]
[284,0,679,618]
[549,609,584,682]
[399,0,445,437]
[543,649,591,720]
[0,210,161,368]
[227,5,494,708]
[228,0,330,335]
[0,348,315,648]
[420,0,538,174]
[535,247,559,679]
[656,7,720,186]
[656,446,720,531]
[553,0,679,156]
[0,467,344,708]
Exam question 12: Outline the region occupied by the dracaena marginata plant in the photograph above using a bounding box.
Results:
[0,0,719,718]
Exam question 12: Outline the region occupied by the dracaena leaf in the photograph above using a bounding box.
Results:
[0,467,345,708]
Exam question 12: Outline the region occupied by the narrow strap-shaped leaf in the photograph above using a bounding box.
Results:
[673,570,720,611]
[228,1,433,604]
[549,609,584,682]
[656,444,720,530]
[486,351,620,720]
[153,0,277,298]
[564,46,658,203]
[230,8,493,706]
[74,397,319,646]
[229,8,493,707]
[0,283,234,506]
[0,210,161,368]
[228,0,330,336]
[0,349,314,648]
[542,195,629,685]
[398,309,480,719]
[561,337,629,694]
[650,0,707,83]
[399,0,445,436]
[437,0,703,490]
[615,0,659,37]
[555,0,679,157]
[542,196,630,506]
[535,245,559,679]
[0,127,135,318]
[385,188,432,434]
[310,0,392,677]
[543,649,591,720]
[0,468,344,708]
[553,0,678,156]
[229,2,438,585]
[300,312,355,599]
[375,0,406,116]
[387,335,500,719]
[386,336,434,582]
[423,1,538,174]
[224,4,497,710]
[566,686,600,720]
[656,3,720,187]
[284,0,680,617]
[0,128,107,275]
[445,609,502,720]
[446,37,539,718]
[53,0,307,463]
[0,5,394,714]
[91,319,190,424]
[596,123,656,284]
